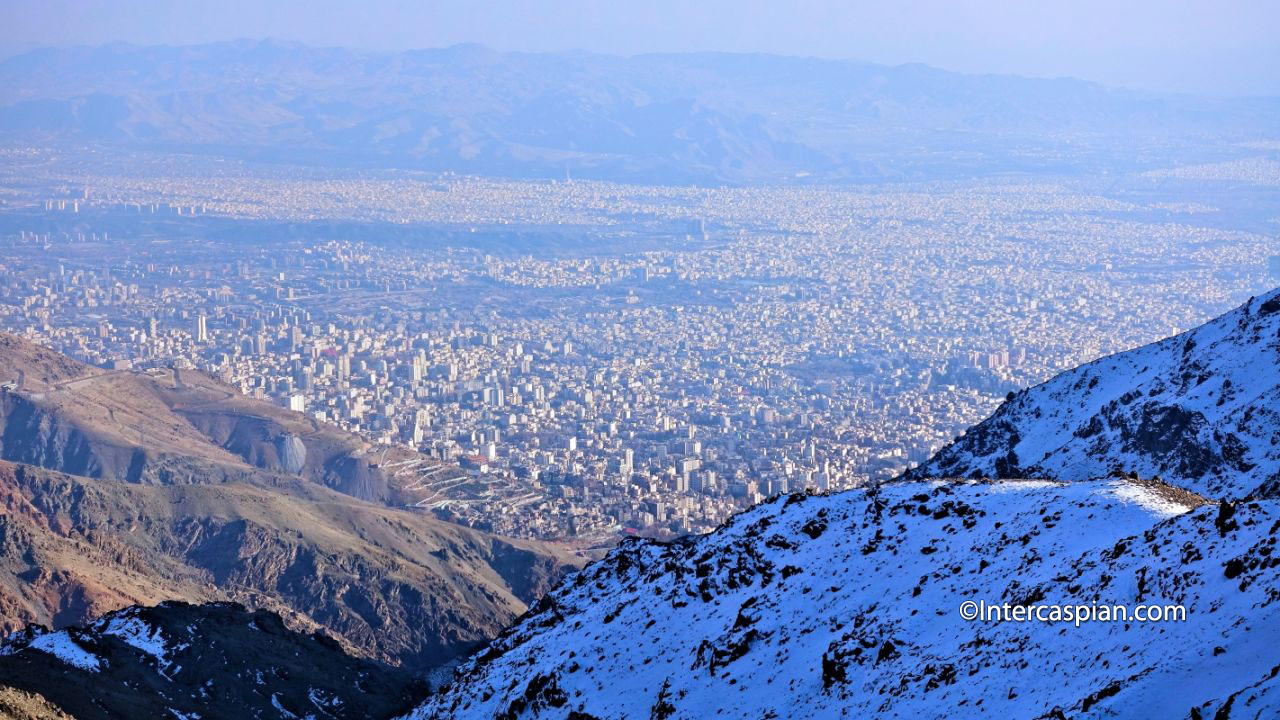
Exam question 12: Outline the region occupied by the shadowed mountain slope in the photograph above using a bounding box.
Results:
[0,459,575,670]
[0,601,427,719]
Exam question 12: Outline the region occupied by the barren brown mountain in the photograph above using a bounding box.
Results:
[0,334,580,669]
[0,333,462,504]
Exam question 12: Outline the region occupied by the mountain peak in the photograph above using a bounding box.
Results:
[906,287,1280,499]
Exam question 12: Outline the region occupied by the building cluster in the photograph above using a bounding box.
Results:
[2,170,1275,543]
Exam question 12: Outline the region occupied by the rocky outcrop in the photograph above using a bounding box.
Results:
[0,686,75,720]
[0,601,427,720]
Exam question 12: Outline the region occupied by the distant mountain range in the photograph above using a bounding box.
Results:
[2,40,1278,183]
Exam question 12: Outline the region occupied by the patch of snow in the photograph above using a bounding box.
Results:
[1110,479,1195,517]
[270,694,299,719]
[308,687,343,715]
[28,631,100,672]
[100,613,170,663]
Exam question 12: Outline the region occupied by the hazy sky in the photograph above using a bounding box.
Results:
[3,0,1277,95]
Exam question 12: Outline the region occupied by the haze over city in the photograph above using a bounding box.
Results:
[0,2,1278,719]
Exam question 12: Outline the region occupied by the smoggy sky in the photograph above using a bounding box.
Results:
[3,0,1277,96]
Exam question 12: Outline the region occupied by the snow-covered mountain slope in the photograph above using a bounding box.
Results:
[404,478,1280,719]
[905,288,1280,500]
[0,601,427,719]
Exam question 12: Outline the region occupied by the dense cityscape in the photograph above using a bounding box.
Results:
[2,159,1276,543]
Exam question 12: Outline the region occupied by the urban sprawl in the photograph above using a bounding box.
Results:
[2,159,1275,544]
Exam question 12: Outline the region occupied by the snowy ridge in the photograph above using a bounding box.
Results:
[406,478,1280,719]
[19,629,102,672]
[905,288,1280,499]
[96,608,177,664]
[0,606,177,675]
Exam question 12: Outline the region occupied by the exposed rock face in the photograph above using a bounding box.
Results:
[276,434,307,475]
[0,601,427,720]
[171,399,399,502]
[406,480,1280,719]
[905,288,1280,500]
[0,332,462,506]
[0,461,577,671]
[0,335,252,485]
[0,391,116,479]
[0,686,75,720]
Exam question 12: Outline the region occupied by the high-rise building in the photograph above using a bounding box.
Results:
[194,314,208,343]
[294,367,313,391]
